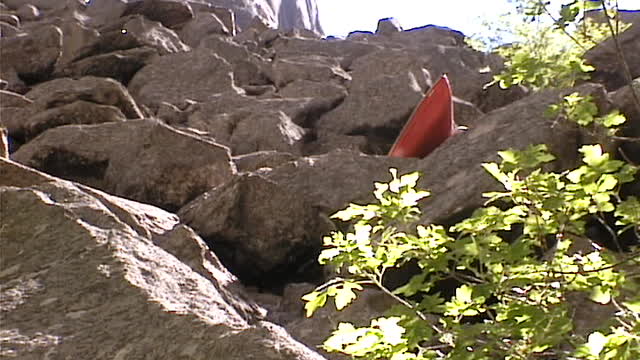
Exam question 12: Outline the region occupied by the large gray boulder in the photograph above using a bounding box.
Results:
[26,76,143,119]
[0,158,326,360]
[199,35,271,87]
[271,55,350,89]
[54,47,159,85]
[55,19,100,68]
[179,11,230,46]
[74,15,190,60]
[609,78,640,165]
[0,76,143,142]
[271,36,383,69]
[179,151,420,287]
[0,24,62,82]
[16,100,128,141]
[315,49,429,141]
[585,21,640,91]
[128,48,240,111]
[122,0,195,30]
[12,119,235,212]
[188,109,306,155]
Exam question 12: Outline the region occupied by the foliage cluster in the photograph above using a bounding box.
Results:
[304,146,639,359]
[303,1,640,359]
[471,0,629,90]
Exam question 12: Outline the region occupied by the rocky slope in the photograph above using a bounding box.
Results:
[1,0,639,359]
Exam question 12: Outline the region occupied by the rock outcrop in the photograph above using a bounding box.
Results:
[1,0,638,359]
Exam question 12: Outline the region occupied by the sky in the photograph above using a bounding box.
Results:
[317,0,640,38]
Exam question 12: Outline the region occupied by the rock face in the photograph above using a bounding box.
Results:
[199,0,323,34]
[0,159,324,360]
[12,119,235,212]
[2,1,637,359]
[586,20,640,90]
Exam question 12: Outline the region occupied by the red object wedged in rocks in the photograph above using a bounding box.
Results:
[388,75,457,158]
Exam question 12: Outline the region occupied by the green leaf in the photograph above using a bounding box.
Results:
[456,285,473,303]
[622,300,640,314]
[600,111,627,128]
[586,331,607,356]
[597,174,618,192]
[581,144,607,167]
[373,317,406,346]
[302,291,327,317]
[333,282,363,311]
[590,286,612,304]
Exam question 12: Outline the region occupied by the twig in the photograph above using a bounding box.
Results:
[368,276,443,334]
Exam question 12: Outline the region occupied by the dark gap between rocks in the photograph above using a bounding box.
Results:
[202,235,324,294]
[37,150,109,189]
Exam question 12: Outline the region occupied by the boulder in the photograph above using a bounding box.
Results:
[315,49,429,142]
[12,119,235,212]
[276,80,348,127]
[389,24,465,47]
[453,96,485,128]
[228,111,306,155]
[26,76,143,119]
[375,17,402,36]
[187,93,332,129]
[585,22,640,91]
[20,100,128,141]
[0,13,20,27]
[54,46,159,85]
[122,0,195,30]
[302,130,368,155]
[232,150,297,172]
[184,4,237,35]
[0,89,32,108]
[199,35,271,86]
[179,12,230,47]
[271,36,382,69]
[178,172,332,287]
[55,20,100,67]
[179,150,419,287]
[14,3,41,22]
[2,0,60,10]
[0,66,28,94]
[74,15,189,60]
[128,48,240,111]
[188,109,306,155]
[0,24,62,82]
[477,82,530,113]
[78,0,128,28]
[0,107,26,142]
[414,44,497,104]
[0,158,325,360]
[271,55,350,88]
[609,78,640,164]
[0,21,21,37]
[1,77,142,143]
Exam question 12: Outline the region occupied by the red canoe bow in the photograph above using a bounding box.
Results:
[388,75,457,158]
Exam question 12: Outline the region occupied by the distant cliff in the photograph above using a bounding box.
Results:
[201,0,323,34]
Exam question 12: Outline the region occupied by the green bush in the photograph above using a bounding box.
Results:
[304,147,639,359]
[303,2,640,358]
